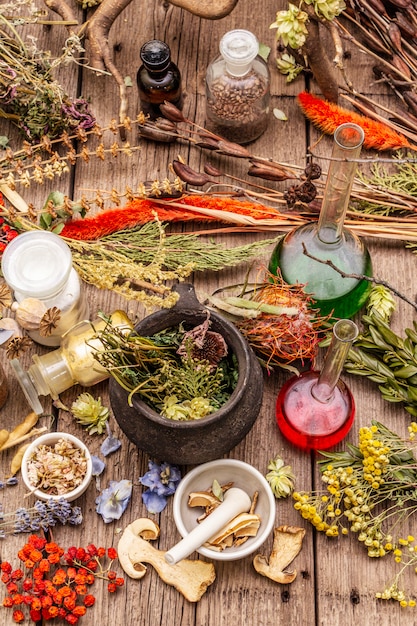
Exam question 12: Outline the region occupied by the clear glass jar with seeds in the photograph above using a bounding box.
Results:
[205,29,270,145]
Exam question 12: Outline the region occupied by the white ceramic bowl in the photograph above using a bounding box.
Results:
[172,459,276,561]
[21,432,93,502]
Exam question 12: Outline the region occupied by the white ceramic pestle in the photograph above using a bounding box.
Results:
[165,487,252,564]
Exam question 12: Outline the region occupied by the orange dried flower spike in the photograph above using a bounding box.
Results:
[60,195,282,240]
[297,91,415,151]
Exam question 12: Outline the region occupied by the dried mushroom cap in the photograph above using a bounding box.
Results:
[188,491,222,509]
[253,525,306,584]
[118,518,216,602]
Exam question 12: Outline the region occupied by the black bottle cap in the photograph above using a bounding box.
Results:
[140,40,171,71]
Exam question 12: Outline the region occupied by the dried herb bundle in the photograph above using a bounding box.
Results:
[90,315,238,418]
[0,12,94,141]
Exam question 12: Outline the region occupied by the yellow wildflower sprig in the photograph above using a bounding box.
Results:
[293,420,417,605]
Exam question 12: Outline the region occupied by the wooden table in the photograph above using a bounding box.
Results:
[1,1,416,624]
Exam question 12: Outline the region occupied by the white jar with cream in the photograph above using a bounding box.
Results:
[1,231,89,346]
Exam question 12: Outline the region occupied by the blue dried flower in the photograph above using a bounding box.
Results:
[95,479,132,523]
[139,461,181,514]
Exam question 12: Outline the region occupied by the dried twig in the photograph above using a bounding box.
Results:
[301,242,417,311]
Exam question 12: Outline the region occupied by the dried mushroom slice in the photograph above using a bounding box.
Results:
[253,525,306,584]
[207,512,261,548]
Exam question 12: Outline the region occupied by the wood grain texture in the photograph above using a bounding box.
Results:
[0,1,416,625]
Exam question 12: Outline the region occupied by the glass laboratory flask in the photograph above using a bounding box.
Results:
[276,319,358,451]
[269,123,372,319]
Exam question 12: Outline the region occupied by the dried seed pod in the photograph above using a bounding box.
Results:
[196,134,221,150]
[39,307,61,337]
[391,54,411,79]
[12,298,47,331]
[204,164,222,177]
[159,101,187,124]
[154,117,178,133]
[0,429,9,449]
[294,181,317,203]
[138,124,177,143]
[395,11,417,38]
[9,443,30,476]
[366,0,388,15]
[387,22,404,51]
[383,0,411,9]
[248,164,295,182]
[8,412,39,443]
[217,140,251,158]
[171,160,212,186]
[304,163,322,180]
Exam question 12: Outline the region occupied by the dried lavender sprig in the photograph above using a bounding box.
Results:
[0,497,83,538]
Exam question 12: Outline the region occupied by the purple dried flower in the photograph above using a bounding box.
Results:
[61,98,96,130]
[139,461,181,513]
[95,479,132,523]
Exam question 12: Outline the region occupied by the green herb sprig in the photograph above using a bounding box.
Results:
[344,310,417,417]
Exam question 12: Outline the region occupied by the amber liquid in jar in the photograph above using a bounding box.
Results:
[137,40,183,119]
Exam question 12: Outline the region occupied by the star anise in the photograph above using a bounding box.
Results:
[6,336,32,359]
[39,307,61,337]
[0,282,12,309]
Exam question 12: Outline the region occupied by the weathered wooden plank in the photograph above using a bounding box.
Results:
[0,0,416,625]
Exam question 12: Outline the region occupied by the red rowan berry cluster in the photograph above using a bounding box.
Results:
[1,534,124,623]
[0,217,19,254]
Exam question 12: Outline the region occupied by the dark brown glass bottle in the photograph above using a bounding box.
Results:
[137,40,183,119]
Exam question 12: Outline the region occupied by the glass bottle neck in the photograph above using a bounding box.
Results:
[312,319,358,403]
[317,123,365,244]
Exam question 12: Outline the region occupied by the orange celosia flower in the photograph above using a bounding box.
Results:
[297,91,415,152]
[60,195,281,241]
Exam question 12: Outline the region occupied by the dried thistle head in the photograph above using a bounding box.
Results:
[39,307,61,337]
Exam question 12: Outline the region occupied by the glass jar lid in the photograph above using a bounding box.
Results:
[219,29,259,76]
[1,231,72,300]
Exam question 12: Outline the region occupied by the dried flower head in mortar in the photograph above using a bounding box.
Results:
[208,269,329,373]
[90,313,238,419]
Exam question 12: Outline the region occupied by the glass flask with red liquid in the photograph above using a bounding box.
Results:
[276,319,358,451]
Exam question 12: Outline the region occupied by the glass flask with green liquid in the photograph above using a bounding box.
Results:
[269,122,372,319]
